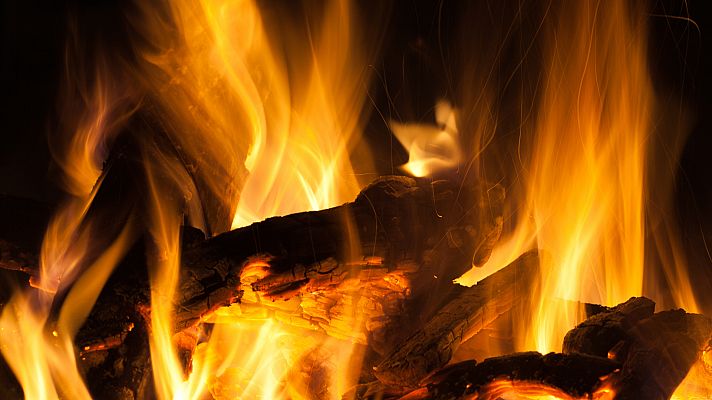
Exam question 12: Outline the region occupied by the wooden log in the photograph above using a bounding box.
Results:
[564,297,712,400]
[372,251,539,389]
[172,175,504,332]
[399,352,620,400]
[0,175,504,332]
[562,296,656,357]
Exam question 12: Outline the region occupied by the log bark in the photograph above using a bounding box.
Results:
[372,250,540,388]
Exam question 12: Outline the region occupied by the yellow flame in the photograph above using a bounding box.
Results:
[226,0,375,228]
[520,0,654,351]
[132,0,375,232]
[135,0,379,398]
[671,346,712,399]
[456,0,703,356]
[391,100,462,177]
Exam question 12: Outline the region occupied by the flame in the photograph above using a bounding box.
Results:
[453,0,675,353]
[671,346,712,399]
[134,0,379,398]
[391,100,462,177]
[132,0,374,232]
[226,0,376,228]
[454,3,710,394]
[474,380,615,400]
[0,43,136,398]
[516,0,653,351]
[3,0,707,398]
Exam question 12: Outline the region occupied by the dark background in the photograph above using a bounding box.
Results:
[1,0,711,309]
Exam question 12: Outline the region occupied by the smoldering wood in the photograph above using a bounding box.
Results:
[398,352,620,400]
[372,250,540,389]
[374,298,710,400]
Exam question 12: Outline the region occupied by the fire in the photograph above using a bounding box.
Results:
[132,0,379,398]
[1,0,709,398]
[518,0,652,352]
[454,0,709,396]
[474,380,615,400]
[457,0,698,353]
[0,41,137,398]
[390,100,461,177]
[2,0,379,397]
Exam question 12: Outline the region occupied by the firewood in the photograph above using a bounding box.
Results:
[0,176,504,333]
[372,250,540,389]
[399,352,620,400]
[0,175,505,398]
[564,297,712,400]
[172,175,504,332]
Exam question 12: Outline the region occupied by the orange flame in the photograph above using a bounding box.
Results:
[391,100,462,177]
[474,380,615,400]
[456,0,697,352]
[133,0,381,398]
[0,41,136,398]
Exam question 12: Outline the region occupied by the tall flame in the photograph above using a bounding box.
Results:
[2,0,707,399]
[455,0,702,355]
[0,40,136,398]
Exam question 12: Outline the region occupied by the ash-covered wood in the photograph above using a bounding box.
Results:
[372,251,539,388]
[400,352,620,400]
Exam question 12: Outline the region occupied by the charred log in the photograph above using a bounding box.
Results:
[562,296,656,357]
[400,352,620,400]
[0,176,505,397]
[564,297,712,400]
[0,176,504,336]
[372,251,540,388]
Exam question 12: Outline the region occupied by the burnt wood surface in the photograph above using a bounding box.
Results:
[0,176,505,334]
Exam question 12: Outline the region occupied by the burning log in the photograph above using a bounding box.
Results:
[399,352,620,400]
[564,297,712,400]
[172,175,505,332]
[372,251,540,388]
[0,175,504,331]
[562,296,656,357]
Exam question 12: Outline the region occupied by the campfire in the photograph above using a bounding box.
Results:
[1,0,710,399]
